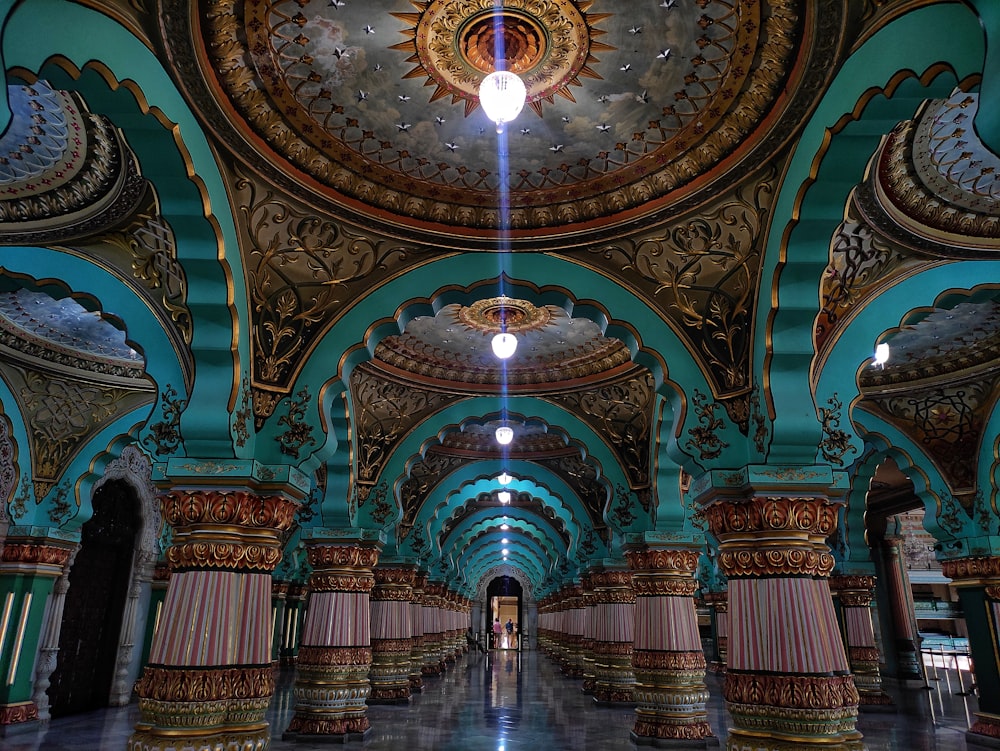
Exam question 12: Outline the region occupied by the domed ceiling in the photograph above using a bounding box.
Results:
[184,0,816,233]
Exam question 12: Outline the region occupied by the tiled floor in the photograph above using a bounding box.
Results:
[3,648,977,750]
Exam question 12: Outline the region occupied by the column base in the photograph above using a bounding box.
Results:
[725,728,864,751]
[857,692,895,711]
[968,714,1000,749]
[129,723,269,751]
[631,729,720,748]
[0,702,39,737]
[367,688,411,705]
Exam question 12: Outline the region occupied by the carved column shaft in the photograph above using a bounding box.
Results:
[703,590,728,673]
[284,539,381,741]
[705,495,861,751]
[31,545,79,720]
[580,575,598,694]
[0,535,75,731]
[408,574,425,692]
[829,575,892,707]
[880,535,922,680]
[369,565,415,704]
[627,547,714,744]
[591,567,635,704]
[130,489,297,751]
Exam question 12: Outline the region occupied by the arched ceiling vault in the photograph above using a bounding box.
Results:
[8,0,1000,599]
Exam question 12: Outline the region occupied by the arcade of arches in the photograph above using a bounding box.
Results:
[4,1,1000,749]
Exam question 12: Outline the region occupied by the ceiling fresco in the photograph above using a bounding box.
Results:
[193,0,806,230]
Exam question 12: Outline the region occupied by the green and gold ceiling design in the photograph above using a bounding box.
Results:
[3,0,1000,594]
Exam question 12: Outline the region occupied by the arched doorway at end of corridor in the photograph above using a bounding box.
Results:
[486,576,522,650]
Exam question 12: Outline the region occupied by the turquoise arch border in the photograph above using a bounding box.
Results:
[4,0,252,458]
[760,3,984,464]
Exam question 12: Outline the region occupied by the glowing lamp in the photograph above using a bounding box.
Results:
[479,71,527,134]
[492,332,518,359]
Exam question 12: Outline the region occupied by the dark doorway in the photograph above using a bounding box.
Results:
[486,576,523,649]
[48,479,139,716]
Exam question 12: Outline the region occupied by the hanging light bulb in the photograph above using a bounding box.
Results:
[496,472,513,485]
[498,490,512,504]
[479,70,527,134]
[492,331,518,359]
[495,425,514,445]
[501,538,509,544]
[874,342,890,368]
[500,522,510,531]
[502,548,510,556]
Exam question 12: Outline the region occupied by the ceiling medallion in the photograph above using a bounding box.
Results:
[458,297,552,334]
[391,0,611,117]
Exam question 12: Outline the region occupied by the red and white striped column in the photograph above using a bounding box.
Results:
[565,586,586,677]
[703,590,728,673]
[408,573,426,692]
[703,495,861,750]
[420,582,444,676]
[129,489,298,751]
[626,545,714,745]
[829,575,892,707]
[580,574,598,694]
[369,563,416,704]
[284,534,382,741]
[590,566,635,704]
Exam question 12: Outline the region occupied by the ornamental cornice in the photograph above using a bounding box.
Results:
[630,579,699,597]
[941,556,1000,583]
[160,489,297,531]
[625,548,700,574]
[829,575,876,592]
[0,541,74,570]
[296,645,373,666]
[307,543,381,570]
[703,496,840,538]
[719,548,835,578]
[166,541,282,573]
[632,650,706,671]
[310,572,375,593]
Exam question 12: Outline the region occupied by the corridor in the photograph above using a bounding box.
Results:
[2,648,976,751]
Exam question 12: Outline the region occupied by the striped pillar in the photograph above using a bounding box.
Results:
[421,582,443,676]
[704,590,728,673]
[941,557,1000,745]
[580,574,598,694]
[280,583,307,666]
[704,495,861,750]
[129,489,297,751]
[283,537,382,741]
[565,586,586,677]
[591,567,635,704]
[880,535,923,679]
[408,573,425,692]
[369,564,416,704]
[626,546,714,745]
[444,590,458,662]
[829,575,892,707]
[271,581,288,665]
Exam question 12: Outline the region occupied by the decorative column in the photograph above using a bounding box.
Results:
[703,590,728,673]
[31,545,79,720]
[443,590,457,663]
[829,575,893,707]
[421,582,443,676]
[580,574,598,694]
[876,534,923,680]
[129,488,299,751]
[940,557,1000,747]
[271,581,288,665]
[280,582,307,667]
[283,530,383,741]
[702,491,861,750]
[626,543,714,745]
[369,562,415,704]
[565,585,585,677]
[0,530,77,734]
[408,573,425,692]
[591,565,635,704]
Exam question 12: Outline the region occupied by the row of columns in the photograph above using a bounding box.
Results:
[114,489,472,750]
[539,494,899,749]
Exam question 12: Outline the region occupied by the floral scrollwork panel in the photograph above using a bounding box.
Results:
[351,365,460,486]
[860,375,1000,499]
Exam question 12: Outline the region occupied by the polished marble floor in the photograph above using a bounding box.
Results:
[4,647,978,750]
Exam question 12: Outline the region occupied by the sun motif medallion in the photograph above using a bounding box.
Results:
[390,0,612,117]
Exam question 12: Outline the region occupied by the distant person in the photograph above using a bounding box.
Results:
[505,618,514,648]
[492,617,502,649]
